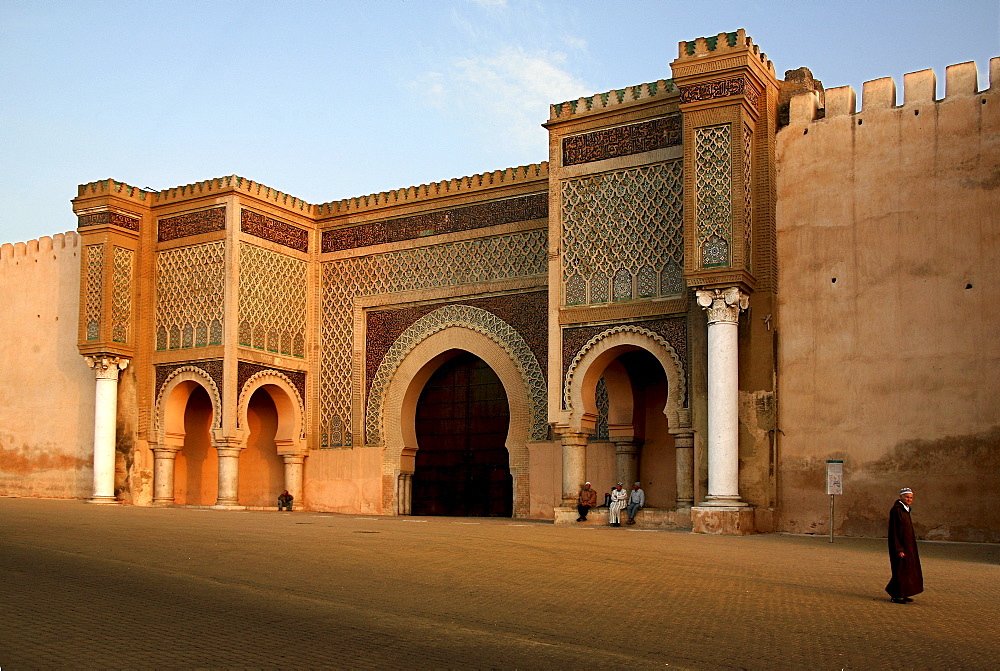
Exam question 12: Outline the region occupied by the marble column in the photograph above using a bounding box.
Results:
[672,431,695,508]
[282,453,305,508]
[613,439,640,488]
[397,472,413,515]
[695,287,749,506]
[560,432,589,506]
[214,437,245,507]
[150,445,180,505]
[84,355,129,504]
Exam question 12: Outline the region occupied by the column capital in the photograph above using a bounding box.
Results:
[85,355,130,381]
[696,287,749,325]
[281,453,306,465]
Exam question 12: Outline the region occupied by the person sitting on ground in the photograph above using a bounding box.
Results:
[608,483,628,527]
[626,481,645,525]
[577,482,597,522]
[278,490,294,511]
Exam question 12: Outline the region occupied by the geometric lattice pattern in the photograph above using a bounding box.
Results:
[695,124,732,268]
[320,230,548,447]
[238,243,307,357]
[593,376,609,439]
[111,246,133,343]
[561,161,683,305]
[84,244,104,340]
[155,242,225,351]
[743,127,753,271]
[364,304,548,446]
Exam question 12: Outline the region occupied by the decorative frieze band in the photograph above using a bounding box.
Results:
[77,212,140,232]
[157,207,226,242]
[321,193,548,252]
[241,209,309,253]
[562,115,681,166]
[679,76,760,107]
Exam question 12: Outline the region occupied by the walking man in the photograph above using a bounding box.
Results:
[885,487,923,604]
[626,481,645,525]
[577,482,597,522]
[608,483,628,527]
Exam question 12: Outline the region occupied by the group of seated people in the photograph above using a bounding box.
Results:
[576,481,645,526]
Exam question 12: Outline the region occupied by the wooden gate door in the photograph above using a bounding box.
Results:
[412,352,512,517]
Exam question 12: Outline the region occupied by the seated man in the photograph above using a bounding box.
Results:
[577,482,597,521]
[277,490,294,511]
[626,481,645,525]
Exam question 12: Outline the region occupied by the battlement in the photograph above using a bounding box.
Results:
[1,231,79,264]
[314,162,548,217]
[548,80,677,121]
[788,57,999,123]
[76,175,312,212]
[676,29,775,76]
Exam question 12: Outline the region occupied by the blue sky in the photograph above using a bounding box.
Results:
[1,0,997,244]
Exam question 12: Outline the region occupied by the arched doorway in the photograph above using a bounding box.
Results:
[173,385,217,506]
[238,387,285,507]
[412,351,513,517]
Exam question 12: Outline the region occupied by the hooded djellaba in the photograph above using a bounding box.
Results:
[885,487,923,604]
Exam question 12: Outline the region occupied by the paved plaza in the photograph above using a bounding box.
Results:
[1,497,997,669]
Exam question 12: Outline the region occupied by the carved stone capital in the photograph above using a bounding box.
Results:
[85,355,130,381]
[696,287,749,325]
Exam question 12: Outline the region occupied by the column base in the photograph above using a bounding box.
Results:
[211,502,246,510]
[691,505,756,535]
[86,496,120,505]
[150,499,175,507]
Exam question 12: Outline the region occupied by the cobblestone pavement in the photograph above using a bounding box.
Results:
[1,497,998,669]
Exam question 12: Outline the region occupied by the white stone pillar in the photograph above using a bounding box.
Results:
[150,445,180,505]
[281,453,305,508]
[84,356,129,504]
[214,437,244,507]
[560,432,588,506]
[696,287,749,506]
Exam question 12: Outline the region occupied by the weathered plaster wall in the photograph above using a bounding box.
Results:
[0,233,96,498]
[303,447,383,514]
[775,61,1000,542]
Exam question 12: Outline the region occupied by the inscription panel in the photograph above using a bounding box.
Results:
[562,115,681,166]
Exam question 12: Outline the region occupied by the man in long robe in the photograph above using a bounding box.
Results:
[885,487,923,604]
[608,483,628,527]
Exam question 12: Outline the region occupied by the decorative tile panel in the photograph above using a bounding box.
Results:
[695,124,732,268]
[593,376,609,440]
[241,209,309,253]
[155,360,224,400]
[157,207,226,242]
[238,243,307,357]
[320,230,547,447]
[562,317,688,410]
[365,305,548,445]
[364,291,548,400]
[237,361,306,406]
[111,247,133,343]
[77,212,140,232]
[679,76,759,107]
[562,115,681,166]
[155,242,225,351]
[84,244,104,340]
[321,193,547,252]
[561,161,684,306]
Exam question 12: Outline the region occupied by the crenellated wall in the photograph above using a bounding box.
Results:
[0,232,97,498]
[775,58,1000,542]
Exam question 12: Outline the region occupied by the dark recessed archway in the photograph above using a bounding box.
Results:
[412,351,512,517]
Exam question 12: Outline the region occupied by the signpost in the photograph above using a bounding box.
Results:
[826,460,843,543]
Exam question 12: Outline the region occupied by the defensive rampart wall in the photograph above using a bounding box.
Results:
[775,58,1000,541]
[0,232,96,499]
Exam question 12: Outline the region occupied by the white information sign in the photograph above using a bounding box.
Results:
[826,460,843,495]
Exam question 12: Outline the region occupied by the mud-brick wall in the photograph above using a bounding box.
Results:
[0,232,96,498]
[775,63,1000,542]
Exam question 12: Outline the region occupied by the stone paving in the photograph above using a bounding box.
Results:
[1,497,998,669]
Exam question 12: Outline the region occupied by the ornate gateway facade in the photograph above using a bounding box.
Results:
[3,31,998,540]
